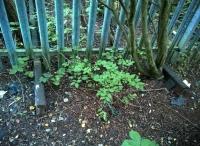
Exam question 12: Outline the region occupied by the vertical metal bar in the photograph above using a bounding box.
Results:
[134,0,142,26]
[168,0,185,33]
[14,0,33,56]
[0,0,17,66]
[169,0,199,51]
[29,0,40,47]
[0,57,3,71]
[99,0,112,57]
[35,0,49,62]
[113,0,129,49]
[178,6,200,50]
[148,0,159,47]
[86,0,98,58]
[148,0,158,22]
[55,0,64,67]
[187,30,199,50]
[72,0,81,49]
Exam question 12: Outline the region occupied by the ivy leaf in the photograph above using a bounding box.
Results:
[25,71,34,78]
[141,139,159,146]
[40,76,49,83]
[129,130,141,145]
[121,140,137,146]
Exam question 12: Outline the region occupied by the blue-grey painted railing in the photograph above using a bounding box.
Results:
[14,0,33,56]
[0,0,199,67]
[55,0,64,67]
[86,0,98,58]
[148,0,158,22]
[134,0,142,26]
[0,0,17,66]
[178,6,200,50]
[169,0,200,51]
[187,31,199,50]
[0,57,3,70]
[113,0,129,49]
[72,0,81,49]
[35,0,49,61]
[168,0,185,33]
[99,0,112,57]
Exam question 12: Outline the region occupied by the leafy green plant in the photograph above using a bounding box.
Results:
[40,64,66,86]
[121,94,138,105]
[97,107,108,122]
[122,130,159,146]
[67,58,92,88]
[50,67,66,86]
[39,72,52,83]
[39,51,144,121]
[93,60,144,105]
[9,57,33,78]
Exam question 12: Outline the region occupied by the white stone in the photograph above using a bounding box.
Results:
[64,98,69,103]
[45,129,51,132]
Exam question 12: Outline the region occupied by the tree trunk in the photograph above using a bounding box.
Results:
[141,0,161,78]
[4,1,18,22]
[128,0,144,73]
[156,0,171,71]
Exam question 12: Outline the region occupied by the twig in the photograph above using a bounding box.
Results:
[118,0,128,17]
[8,96,22,107]
[140,88,169,92]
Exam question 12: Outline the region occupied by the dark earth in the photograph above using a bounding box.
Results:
[0,58,199,146]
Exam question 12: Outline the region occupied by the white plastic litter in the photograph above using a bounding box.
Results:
[0,90,7,99]
[183,80,191,88]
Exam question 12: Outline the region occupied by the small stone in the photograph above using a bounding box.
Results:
[15,135,19,139]
[45,129,51,132]
[98,144,103,146]
[168,137,172,140]
[58,116,64,121]
[63,133,66,137]
[149,109,152,113]
[51,118,56,123]
[151,126,155,129]
[64,98,69,103]
[16,119,20,123]
[86,129,92,134]
[72,140,76,144]
[81,120,87,128]
[29,106,35,111]
[44,123,49,127]
[100,134,103,138]
[9,137,14,142]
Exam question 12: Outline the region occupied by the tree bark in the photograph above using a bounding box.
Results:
[141,0,161,78]
[156,0,171,71]
[128,0,144,73]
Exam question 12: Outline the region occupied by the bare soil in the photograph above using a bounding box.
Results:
[0,58,199,146]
